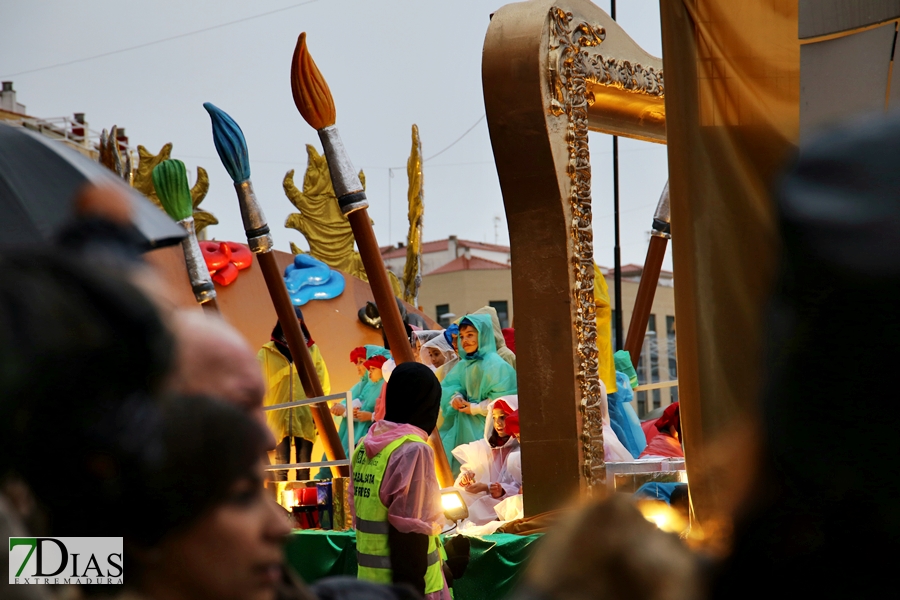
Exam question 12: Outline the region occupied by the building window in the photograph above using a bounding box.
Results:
[666,315,678,403]
[636,391,646,418]
[489,300,509,328]
[436,304,451,328]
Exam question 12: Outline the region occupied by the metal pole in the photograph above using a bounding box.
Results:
[610,0,624,351]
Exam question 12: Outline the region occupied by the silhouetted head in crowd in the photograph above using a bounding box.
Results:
[167,310,274,449]
[713,112,900,597]
[127,395,289,600]
[0,248,174,535]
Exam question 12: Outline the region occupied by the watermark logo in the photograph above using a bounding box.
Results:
[9,538,123,585]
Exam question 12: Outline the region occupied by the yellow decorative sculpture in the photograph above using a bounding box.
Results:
[284,145,367,275]
[402,125,424,306]
[133,143,218,234]
[593,263,616,394]
[284,145,404,297]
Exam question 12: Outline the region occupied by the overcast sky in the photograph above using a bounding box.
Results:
[0,0,670,271]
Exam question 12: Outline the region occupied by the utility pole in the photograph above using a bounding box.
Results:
[611,0,624,350]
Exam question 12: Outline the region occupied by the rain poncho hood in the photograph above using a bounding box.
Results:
[439,313,518,476]
[470,306,516,369]
[420,333,459,381]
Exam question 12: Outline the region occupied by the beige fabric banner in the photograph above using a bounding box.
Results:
[659,0,800,538]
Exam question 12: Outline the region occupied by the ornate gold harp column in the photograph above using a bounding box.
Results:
[483,0,664,514]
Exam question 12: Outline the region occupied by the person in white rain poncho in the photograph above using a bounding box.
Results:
[419,331,460,382]
[452,396,520,533]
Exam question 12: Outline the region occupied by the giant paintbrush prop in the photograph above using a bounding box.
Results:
[203,102,347,477]
[152,159,220,314]
[624,181,671,369]
[291,33,453,487]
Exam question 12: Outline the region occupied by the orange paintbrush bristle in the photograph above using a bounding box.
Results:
[291,32,336,130]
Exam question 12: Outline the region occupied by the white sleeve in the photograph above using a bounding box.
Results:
[470,399,492,416]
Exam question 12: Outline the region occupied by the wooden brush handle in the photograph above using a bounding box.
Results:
[256,251,348,478]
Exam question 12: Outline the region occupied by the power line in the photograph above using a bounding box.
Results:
[423,114,485,162]
[0,0,320,78]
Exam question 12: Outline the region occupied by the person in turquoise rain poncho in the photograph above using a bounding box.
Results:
[317,345,391,479]
[333,345,390,450]
[440,314,518,476]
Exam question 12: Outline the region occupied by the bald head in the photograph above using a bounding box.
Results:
[167,310,275,449]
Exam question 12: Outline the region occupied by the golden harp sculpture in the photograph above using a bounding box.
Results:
[483,0,664,513]
[132,143,218,235]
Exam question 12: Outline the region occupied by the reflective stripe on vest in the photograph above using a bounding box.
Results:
[357,548,441,570]
[353,435,444,594]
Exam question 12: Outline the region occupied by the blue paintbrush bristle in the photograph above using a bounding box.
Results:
[203,102,251,183]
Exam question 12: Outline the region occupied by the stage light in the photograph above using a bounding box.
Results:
[440,488,469,522]
[636,499,688,535]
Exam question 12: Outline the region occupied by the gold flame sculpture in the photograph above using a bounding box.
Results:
[402,125,424,306]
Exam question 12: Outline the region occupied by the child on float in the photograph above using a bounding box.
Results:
[470,305,516,370]
[492,408,524,526]
[452,396,520,530]
[439,314,518,476]
[317,346,390,479]
[331,346,390,449]
[420,332,460,382]
[639,402,684,459]
[412,330,442,364]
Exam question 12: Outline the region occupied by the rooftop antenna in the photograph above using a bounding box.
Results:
[494,215,501,244]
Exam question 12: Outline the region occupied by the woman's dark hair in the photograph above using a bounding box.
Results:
[131,394,269,547]
[0,250,173,436]
[0,249,175,534]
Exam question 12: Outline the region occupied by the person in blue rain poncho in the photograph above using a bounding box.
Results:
[606,351,647,459]
[439,314,518,476]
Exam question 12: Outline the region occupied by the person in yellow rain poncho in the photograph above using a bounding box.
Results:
[258,307,330,481]
[594,263,617,394]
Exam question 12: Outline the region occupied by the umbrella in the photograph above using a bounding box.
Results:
[0,123,186,249]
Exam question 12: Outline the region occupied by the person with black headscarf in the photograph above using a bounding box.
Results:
[258,306,330,481]
[352,362,449,600]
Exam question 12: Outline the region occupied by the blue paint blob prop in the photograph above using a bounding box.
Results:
[284,254,345,306]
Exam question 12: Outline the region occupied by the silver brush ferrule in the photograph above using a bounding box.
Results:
[651,180,671,239]
[318,125,369,215]
[179,217,217,303]
[235,180,274,253]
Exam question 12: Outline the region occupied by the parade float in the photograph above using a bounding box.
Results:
[6,0,871,595]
